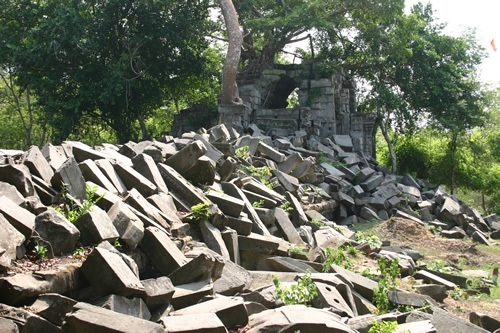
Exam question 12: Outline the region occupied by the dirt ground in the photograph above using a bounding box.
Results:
[373,218,500,321]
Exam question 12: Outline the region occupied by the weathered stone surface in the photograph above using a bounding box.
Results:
[414,284,448,302]
[0,263,82,306]
[0,316,19,333]
[139,227,187,276]
[142,276,175,309]
[114,161,158,197]
[199,220,231,261]
[225,214,253,236]
[246,305,357,333]
[41,143,67,171]
[73,206,119,246]
[431,307,489,333]
[132,153,169,194]
[238,233,280,255]
[0,181,25,207]
[168,250,224,286]
[221,228,240,264]
[158,163,208,206]
[0,213,25,271]
[0,196,35,238]
[440,197,461,223]
[94,158,128,195]
[388,290,436,308]
[81,247,145,298]
[63,302,165,333]
[125,188,169,229]
[0,303,59,333]
[21,145,54,184]
[164,140,207,175]
[415,270,457,290]
[213,260,251,296]
[161,312,227,333]
[274,207,305,245]
[79,159,118,194]
[93,294,151,320]
[35,209,80,255]
[206,190,245,218]
[0,164,36,198]
[173,296,248,329]
[29,293,77,326]
[469,312,500,332]
[51,157,87,200]
[313,281,355,317]
[170,279,214,310]
[107,201,145,250]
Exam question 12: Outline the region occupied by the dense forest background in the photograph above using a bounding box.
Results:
[0,0,498,214]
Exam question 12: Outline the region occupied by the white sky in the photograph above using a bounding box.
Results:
[406,0,500,87]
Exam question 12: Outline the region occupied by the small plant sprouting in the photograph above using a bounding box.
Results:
[188,202,212,222]
[72,247,87,259]
[372,257,400,314]
[355,232,382,248]
[252,199,265,208]
[280,201,294,212]
[273,270,318,306]
[55,184,103,222]
[113,238,122,249]
[310,218,325,228]
[368,320,399,333]
[288,244,308,257]
[235,145,250,159]
[35,243,48,261]
[322,247,353,272]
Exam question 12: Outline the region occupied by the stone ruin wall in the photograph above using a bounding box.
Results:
[223,62,376,157]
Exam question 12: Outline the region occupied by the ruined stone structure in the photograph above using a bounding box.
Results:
[220,61,377,157]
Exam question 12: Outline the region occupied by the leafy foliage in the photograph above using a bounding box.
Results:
[188,202,212,222]
[55,184,102,223]
[373,257,399,313]
[273,271,318,305]
[322,247,353,271]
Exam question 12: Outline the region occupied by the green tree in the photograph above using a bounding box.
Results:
[2,0,213,143]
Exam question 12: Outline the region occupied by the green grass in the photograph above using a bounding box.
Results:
[351,219,383,233]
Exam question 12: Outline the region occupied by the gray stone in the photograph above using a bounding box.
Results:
[221,182,270,236]
[246,304,356,333]
[257,141,286,162]
[469,312,500,332]
[0,164,36,197]
[472,230,491,245]
[173,296,248,329]
[277,152,303,174]
[63,302,164,333]
[158,163,208,206]
[388,290,436,308]
[0,314,19,333]
[265,256,319,273]
[414,284,448,302]
[431,307,489,333]
[164,139,207,174]
[51,157,87,200]
[200,220,231,261]
[0,196,35,238]
[147,193,183,224]
[238,233,280,255]
[86,181,121,212]
[21,145,54,183]
[30,293,77,326]
[161,312,226,333]
[139,227,187,276]
[81,247,145,298]
[168,250,225,286]
[41,143,67,171]
[272,169,300,195]
[93,294,151,320]
[132,153,169,194]
[360,206,381,222]
[142,276,175,309]
[221,228,240,264]
[182,155,216,185]
[171,279,214,310]
[194,133,225,163]
[0,303,59,333]
[95,158,128,195]
[107,201,145,250]
[274,207,304,245]
[313,281,355,317]
[125,188,169,230]
[206,190,245,217]
[225,214,253,236]
[73,206,119,246]
[0,213,25,270]
[440,197,461,223]
[213,260,251,296]
[314,227,350,249]
[0,263,82,306]
[360,172,384,192]
[35,209,80,254]
[114,161,158,197]
[0,181,25,206]
[321,163,346,178]
[79,159,118,194]
[329,264,378,301]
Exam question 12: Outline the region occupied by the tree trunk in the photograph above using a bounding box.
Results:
[378,106,397,173]
[218,0,243,105]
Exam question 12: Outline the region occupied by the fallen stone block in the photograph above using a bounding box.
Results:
[265,256,319,273]
[66,141,110,162]
[274,207,305,245]
[0,213,26,269]
[158,163,208,207]
[0,163,36,197]
[469,312,500,332]
[79,159,118,194]
[21,145,54,184]
[431,307,489,333]
[125,188,169,230]
[0,181,25,207]
[238,233,280,255]
[168,250,224,286]
[170,279,214,310]
[142,276,175,310]
[172,296,248,329]
[414,284,448,302]
[161,312,226,333]
[388,290,436,308]
[139,227,187,276]
[0,196,35,238]
[73,206,119,246]
[147,192,183,225]
[415,270,457,290]
[246,304,357,333]
[114,161,158,197]
[164,139,207,175]
[93,294,151,320]
[35,209,80,255]
[225,215,253,236]
[94,158,128,195]
[0,263,83,306]
[206,190,245,218]
[213,260,251,296]
[62,302,165,333]
[221,228,240,264]
[41,143,67,171]
[329,264,378,301]
[132,153,169,194]
[51,157,87,200]
[81,247,145,298]
[0,303,59,333]
[107,201,145,250]
[29,293,77,326]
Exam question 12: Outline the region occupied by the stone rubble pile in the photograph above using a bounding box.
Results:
[0,123,499,333]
